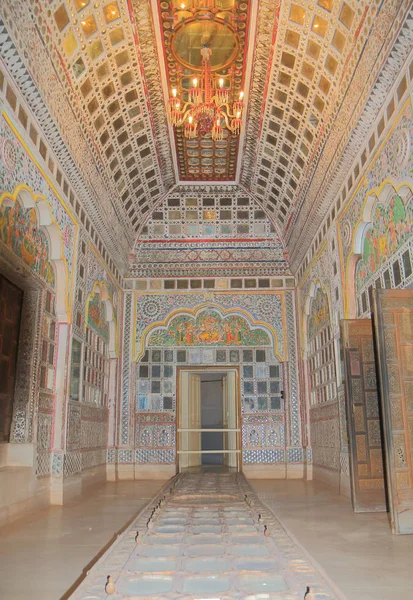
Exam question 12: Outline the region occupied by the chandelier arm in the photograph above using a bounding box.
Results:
[213,101,239,120]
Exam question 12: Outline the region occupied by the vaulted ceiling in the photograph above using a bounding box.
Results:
[0,0,411,276]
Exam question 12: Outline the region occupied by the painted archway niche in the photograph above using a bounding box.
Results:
[345,182,412,318]
[303,281,338,406]
[0,184,70,321]
[136,304,282,361]
[302,281,332,359]
[85,282,118,359]
[134,305,285,475]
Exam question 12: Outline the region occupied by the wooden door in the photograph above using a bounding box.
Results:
[223,371,238,469]
[372,289,413,534]
[178,371,201,471]
[341,319,386,512]
[0,275,23,442]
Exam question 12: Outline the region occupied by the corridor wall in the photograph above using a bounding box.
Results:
[0,79,122,523]
[297,66,413,494]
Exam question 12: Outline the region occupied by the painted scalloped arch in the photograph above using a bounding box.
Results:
[302,280,332,358]
[85,281,118,358]
[147,308,271,347]
[0,184,70,320]
[135,303,282,361]
[345,181,413,317]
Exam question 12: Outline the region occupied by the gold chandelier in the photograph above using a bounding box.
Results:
[168,45,244,141]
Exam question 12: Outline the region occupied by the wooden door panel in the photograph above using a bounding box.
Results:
[0,275,23,442]
[341,318,386,512]
[372,289,413,534]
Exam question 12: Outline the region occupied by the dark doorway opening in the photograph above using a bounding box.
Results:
[200,372,224,465]
[0,275,23,443]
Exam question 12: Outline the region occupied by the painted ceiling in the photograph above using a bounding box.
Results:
[0,0,411,275]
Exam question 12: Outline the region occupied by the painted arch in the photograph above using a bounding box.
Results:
[0,184,70,320]
[345,181,412,317]
[135,303,281,361]
[302,280,332,358]
[85,281,118,358]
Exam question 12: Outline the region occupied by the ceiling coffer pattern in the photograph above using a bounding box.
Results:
[40,0,172,229]
[130,186,290,278]
[245,0,366,232]
[155,0,250,181]
[0,0,410,278]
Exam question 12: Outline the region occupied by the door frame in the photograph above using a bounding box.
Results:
[176,366,242,472]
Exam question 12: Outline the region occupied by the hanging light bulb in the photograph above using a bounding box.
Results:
[216,77,228,105]
[212,116,224,141]
[184,114,197,139]
[233,90,244,117]
[231,110,242,135]
[169,88,182,124]
[190,78,201,104]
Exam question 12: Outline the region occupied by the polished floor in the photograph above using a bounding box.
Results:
[0,478,412,599]
[70,473,338,600]
[251,480,413,600]
[0,480,165,600]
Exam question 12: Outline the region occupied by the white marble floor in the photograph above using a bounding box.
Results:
[0,480,165,600]
[0,478,412,600]
[251,479,413,600]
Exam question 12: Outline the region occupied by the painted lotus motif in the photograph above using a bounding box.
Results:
[148,309,271,347]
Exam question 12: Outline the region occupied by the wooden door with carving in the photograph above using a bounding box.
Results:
[372,289,413,534]
[341,318,387,512]
[0,275,23,442]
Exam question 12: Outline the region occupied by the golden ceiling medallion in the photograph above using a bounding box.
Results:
[171,20,239,72]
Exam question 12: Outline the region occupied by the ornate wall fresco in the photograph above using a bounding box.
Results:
[298,229,345,480]
[0,115,77,276]
[339,102,413,317]
[112,289,303,470]
[0,202,55,286]
[136,293,285,361]
[308,287,330,340]
[133,339,285,466]
[356,193,412,293]
[87,292,109,344]
[0,108,121,485]
[148,309,271,347]
[296,99,413,487]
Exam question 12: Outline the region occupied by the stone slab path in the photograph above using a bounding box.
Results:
[69,473,343,600]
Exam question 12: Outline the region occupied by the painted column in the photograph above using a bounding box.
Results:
[50,321,70,504]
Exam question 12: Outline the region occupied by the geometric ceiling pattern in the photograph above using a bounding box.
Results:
[154,0,250,181]
[130,185,290,278]
[0,0,411,277]
[248,0,360,229]
[46,0,172,230]
[242,0,413,262]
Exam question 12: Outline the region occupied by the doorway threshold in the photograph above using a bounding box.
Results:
[180,465,238,474]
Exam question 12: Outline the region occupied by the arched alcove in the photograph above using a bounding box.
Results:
[303,283,336,406]
[135,303,281,362]
[345,181,413,318]
[85,281,118,359]
[0,184,70,321]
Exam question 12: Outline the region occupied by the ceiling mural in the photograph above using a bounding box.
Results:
[0,0,411,275]
[154,0,251,180]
